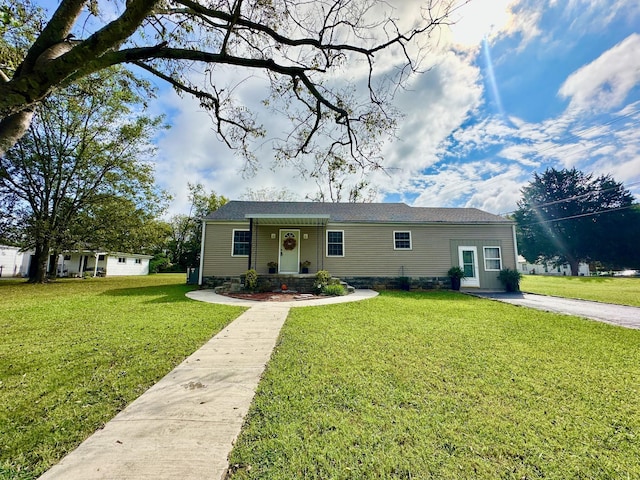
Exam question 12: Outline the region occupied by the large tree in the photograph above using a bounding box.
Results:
[514,168,640,275]
[0,68,167,282]
[167,183,227,269]
[1,0,460,178]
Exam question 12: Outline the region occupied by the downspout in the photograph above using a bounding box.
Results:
[198,219,206,286]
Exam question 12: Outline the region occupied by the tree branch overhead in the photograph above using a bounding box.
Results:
[1,0,454,174]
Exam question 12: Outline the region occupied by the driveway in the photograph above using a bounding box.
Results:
[470,292,640,329]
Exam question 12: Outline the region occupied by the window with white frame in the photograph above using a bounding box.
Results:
[326,230,344,257]
[483,247,502,271]
[135,258,142,264]
[232,230,251,256]
[394,231,412,250]
[118,257,126,264]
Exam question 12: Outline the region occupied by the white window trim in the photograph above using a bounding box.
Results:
[118,257,126,264]
[393,231,412,250]
[483,246,502,271]
[326,230,345,257]
[231,229,250,257]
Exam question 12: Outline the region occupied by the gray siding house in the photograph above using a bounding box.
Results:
[199,201,517,290]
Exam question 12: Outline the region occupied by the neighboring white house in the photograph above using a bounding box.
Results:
[0,245,31,277]
[57,251,152,277]
[517,255,590,276]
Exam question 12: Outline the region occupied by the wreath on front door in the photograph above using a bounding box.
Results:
[283,237,297,250]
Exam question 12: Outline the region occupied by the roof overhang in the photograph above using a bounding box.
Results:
[245,213,330,226]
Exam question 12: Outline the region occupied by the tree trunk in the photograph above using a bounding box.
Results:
[28,239,51,283]
[568,258,580,276]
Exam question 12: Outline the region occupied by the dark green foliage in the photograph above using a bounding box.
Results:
[514,168,640,275]
[149,253,171,274]
[396,276,411,291]
[497,268,522,292]
[447,266,465,279]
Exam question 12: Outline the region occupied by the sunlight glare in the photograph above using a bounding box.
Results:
[450,0,514,47]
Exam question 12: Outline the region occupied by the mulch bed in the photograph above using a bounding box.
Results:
[221,292,323,302]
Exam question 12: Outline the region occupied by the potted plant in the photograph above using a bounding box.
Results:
[447,266,466,291]
[267,261,277,274]
[498,268,522,292]
[300,260,311,274]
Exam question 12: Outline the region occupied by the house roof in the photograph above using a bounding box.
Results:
[204,201,512,225]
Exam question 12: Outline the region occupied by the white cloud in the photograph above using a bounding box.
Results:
[449,0,514,47]
[409,161,526,214]
[559,34,640,114]
[373,50,483,188]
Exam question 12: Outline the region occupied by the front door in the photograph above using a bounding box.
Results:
[458,246,480,287]
[279,229,300,273]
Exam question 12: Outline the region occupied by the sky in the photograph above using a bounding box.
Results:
[41,0,640,216]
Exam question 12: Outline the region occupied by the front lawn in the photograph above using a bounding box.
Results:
[521,275,640,307]
[0,274,245,480]
[228,291,640,479]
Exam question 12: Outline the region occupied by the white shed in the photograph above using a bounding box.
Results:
[0,245,31,277]
[57,251,152,277]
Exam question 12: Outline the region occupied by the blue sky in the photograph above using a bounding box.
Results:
[36,0,640,215]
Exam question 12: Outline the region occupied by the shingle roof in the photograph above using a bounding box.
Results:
[204,201,512,224]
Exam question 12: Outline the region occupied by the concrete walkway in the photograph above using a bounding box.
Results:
[470,291,640,329]
[39,290,378,480]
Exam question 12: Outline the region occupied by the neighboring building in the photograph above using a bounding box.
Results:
[0,245,31,277]
[199,201,518,290]
[57,251,152,277]
[517,255,590,276]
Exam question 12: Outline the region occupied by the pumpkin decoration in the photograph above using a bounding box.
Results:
[283,237,297,250]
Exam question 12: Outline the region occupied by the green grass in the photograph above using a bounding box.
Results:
[228,291,640,479]
[0,274,245,480]
[521,275,640,307]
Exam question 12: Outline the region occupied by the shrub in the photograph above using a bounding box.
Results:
[447,266,466,279]
[323,284,346,296]
[149,254,171,274]
[314,270,331,291]
[397,276,411,291]
[244,269,258,292]
[498,268,522,292]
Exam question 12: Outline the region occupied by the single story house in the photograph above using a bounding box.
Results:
[517,255,590,276]
[199,201,518,290]
[57,251,153,277]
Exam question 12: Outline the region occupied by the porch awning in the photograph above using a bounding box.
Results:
[245,213,330,226]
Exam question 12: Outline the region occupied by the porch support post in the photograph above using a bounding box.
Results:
[248,218,253,270]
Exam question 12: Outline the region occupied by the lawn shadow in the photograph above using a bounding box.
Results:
[378,290,478,302]
[101,284,196,304]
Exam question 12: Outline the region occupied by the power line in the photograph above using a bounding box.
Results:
[517,204,637,227]
[499,179,640,216]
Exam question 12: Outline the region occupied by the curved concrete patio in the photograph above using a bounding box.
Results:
[39,289,378,480]
[186,287,378,307]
